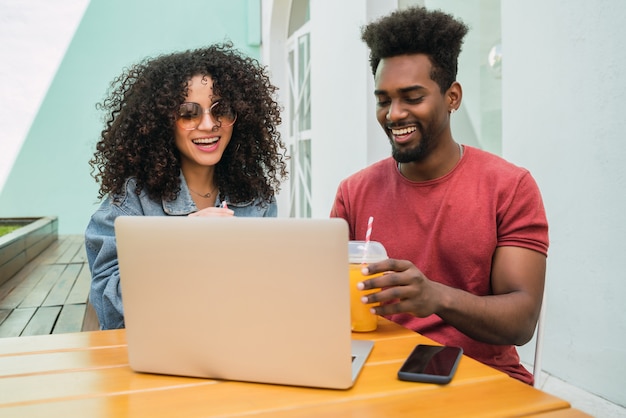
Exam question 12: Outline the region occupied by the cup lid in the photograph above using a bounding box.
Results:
[348,241,387,263]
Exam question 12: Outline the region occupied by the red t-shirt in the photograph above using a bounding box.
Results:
[331,145,549,385]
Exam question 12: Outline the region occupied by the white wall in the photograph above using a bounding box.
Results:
[261,0,291,216]
[309,0,397,218]
[0,0,89,193]
[502,0,626,406]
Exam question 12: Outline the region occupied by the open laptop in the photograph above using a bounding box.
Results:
[115,216,374,390]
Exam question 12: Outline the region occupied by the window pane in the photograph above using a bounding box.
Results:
[298,33,311,131]
[288,50,295,137]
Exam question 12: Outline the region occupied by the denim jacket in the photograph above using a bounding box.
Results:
[85,173,276,329]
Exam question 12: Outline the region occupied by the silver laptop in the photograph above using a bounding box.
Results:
[115,216,373,389]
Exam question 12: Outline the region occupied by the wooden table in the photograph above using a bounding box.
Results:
[0,318,572,417]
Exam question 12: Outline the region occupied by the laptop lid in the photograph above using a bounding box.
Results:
[115,216,373,389]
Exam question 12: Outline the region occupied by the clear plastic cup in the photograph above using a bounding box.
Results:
[348,241,388,332]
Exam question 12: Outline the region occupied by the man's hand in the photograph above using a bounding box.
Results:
[357,247,546,346]
[358,259,443,317]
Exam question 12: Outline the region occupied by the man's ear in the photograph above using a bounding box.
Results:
[447,81,462,112]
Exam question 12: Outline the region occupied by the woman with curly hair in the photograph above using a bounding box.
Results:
[85,43,288,329]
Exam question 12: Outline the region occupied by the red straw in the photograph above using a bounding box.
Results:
[365,216,373,243]
[362,216,374,264]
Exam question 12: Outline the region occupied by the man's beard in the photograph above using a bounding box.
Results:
[390,124,433,164]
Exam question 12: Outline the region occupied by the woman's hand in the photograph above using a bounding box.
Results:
[188,207,234,217]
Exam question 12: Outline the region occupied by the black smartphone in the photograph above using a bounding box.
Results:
[397,344,463,384]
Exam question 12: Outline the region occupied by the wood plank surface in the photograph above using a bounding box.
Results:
[33,237,79,265]
[0,309,10,324]
[53,304,87,334]
[0,235,93,337]
[0,266,46,309]
[0,357,569,418]
[0,355,566,417]
[0,346,129,378]
[19,265,66,308]
[65,264,91,304]
[0,329,125,355]
[524,407,594,417]
[20,306,61,336]
[0,321,574,418]
[55,239,84,265]
[0,308,36,337]
[42,264,83,306]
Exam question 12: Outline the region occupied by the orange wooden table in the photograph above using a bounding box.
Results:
[0,318,571,417]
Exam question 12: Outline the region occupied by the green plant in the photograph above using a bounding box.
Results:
[0,225,22,237]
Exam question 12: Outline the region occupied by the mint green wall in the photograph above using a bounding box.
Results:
[0,0,260,234]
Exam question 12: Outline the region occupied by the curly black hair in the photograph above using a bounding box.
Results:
[361,6,469,93]
[90,42,288,205]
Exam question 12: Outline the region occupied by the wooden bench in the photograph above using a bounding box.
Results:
[0,235,99,337]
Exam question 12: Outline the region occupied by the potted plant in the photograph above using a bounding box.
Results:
[0,216,58,286]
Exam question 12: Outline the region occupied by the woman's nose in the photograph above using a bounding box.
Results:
[197,110,218,131]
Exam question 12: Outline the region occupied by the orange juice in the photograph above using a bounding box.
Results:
[349,263,383,332]
[348,241,388,333]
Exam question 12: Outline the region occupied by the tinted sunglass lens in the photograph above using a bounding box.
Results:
[177,102,236,129]
[210,102,235,126]
[177,103,202,129]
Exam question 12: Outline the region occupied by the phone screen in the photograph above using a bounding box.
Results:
[397,344,463,384]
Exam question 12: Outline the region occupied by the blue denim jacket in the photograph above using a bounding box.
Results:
[85,174,276,329]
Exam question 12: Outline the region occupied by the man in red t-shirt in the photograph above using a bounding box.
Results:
[330,7,549,385]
